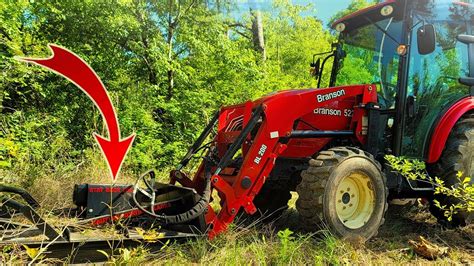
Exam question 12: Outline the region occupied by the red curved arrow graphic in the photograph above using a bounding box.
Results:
[17,44,135,181]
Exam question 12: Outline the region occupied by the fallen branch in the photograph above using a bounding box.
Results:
[408,236,448,260]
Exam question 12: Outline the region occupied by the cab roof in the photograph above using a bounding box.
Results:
[331,0,473,31]
[331,0,397,31]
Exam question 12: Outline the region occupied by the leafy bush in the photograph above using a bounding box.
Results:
[385,155,473,221]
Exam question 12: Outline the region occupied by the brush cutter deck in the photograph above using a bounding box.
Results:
[0,175,206,260]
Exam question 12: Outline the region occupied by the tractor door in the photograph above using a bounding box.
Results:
[401,0,473,158]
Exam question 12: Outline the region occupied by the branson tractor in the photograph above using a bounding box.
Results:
[1,0,473,254]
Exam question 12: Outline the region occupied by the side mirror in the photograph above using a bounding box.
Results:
[310,58,321,79]
[417,24,436,55]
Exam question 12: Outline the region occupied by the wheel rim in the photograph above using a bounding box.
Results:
[335,171,375,229]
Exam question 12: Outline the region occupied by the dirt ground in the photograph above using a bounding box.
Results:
[274,193,474,264]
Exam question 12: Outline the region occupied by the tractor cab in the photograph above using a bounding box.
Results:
[317,0,474,161]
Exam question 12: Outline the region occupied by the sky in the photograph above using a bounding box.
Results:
[298,0,352,24]
[234,0,353,25]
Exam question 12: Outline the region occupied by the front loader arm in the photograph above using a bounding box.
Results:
[174,84,378,237]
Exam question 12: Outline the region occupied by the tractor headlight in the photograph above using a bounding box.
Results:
[380,5,394,17]
[335,23,346,32]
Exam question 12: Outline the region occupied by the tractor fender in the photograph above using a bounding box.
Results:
[426,96,474,163]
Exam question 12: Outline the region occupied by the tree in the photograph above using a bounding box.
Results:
[251,9,266,61]
[262,0,333,90]
[0,0,334,179]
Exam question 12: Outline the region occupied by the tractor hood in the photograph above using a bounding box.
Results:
[217,84,375,137]
[252,86,355,107]
[217,84,378,159]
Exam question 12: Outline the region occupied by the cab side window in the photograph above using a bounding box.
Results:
[402,1,471,157]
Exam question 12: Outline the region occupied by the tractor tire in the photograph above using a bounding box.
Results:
[429,112,474,227]
[296,147,388,242]
[252,181,292,219]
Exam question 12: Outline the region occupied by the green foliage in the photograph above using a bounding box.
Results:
[263,0,334,89]
[385,155,474,221]
[97,246,150,265]
[1,0,332,182]
[1,245,17,264]
[0,111,79,186]
[277,228,296,263]
[153,224,358,265]
[385,155,426,181]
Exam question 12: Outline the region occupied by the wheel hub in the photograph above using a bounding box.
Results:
[342,192,351,204]
[335,172,375,229]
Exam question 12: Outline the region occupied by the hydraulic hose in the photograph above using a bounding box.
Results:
[0,185,40,208]
[132,162,212,225]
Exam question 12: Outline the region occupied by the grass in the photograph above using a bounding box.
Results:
[1,159,473,264]
[66,199,472,265]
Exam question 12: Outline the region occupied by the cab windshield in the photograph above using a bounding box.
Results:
[336,16,403,109]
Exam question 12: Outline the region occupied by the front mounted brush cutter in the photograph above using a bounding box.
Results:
[0,174,204,261]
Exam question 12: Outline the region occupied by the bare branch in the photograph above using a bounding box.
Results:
[225,22,249,30]
[172,0,197,27]
[232,29,251,39]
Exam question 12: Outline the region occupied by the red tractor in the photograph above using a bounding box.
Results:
[164,0,474,241]
[1,0,473,251]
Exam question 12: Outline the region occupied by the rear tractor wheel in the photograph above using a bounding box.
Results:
[429,112,474,227]
[296,147,387,242]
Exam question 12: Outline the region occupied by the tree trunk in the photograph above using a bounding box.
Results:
[251,9,266,61]
[167,12,174,100]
